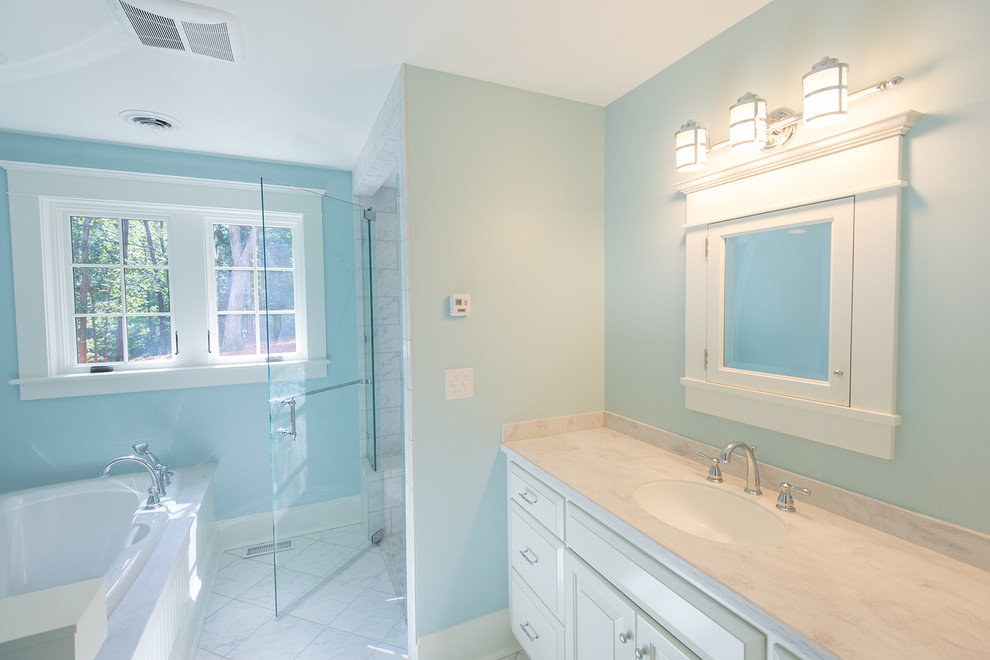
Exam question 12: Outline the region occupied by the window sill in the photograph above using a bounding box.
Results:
[10,359,330,400]
[681,377,900,459]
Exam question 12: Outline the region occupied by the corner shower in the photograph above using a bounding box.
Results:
[258,178,393,617]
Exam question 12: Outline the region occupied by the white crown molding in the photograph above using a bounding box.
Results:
[0,160,326,197]
[674,110,922,195]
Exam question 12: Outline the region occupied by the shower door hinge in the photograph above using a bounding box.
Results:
[363,208,376,222]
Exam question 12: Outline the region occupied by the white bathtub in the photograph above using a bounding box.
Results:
[0,470,181,613]
[0,464,218,660]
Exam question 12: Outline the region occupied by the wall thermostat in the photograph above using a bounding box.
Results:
[449,293,472,317]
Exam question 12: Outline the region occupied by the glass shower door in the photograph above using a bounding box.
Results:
[261,179,384,616]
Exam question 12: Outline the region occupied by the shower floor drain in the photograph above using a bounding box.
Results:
[242,539,295,559]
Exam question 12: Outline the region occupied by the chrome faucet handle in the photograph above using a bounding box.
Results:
[697,453,723,483]
[133,443,172,486]
[776,482,811,512]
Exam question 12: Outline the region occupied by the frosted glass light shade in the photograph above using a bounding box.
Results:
[675,120,709,172]
[729,92,767,153]
[803,57,848,128]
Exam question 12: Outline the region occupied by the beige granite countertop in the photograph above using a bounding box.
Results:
[502,425,990,660]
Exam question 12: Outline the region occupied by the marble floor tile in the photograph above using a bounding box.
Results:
[382,616,407,650]
[293,627,378,660]
[227,614,325,660]
[238,566,322,611]
[328,586,404,641]
[198,599,274,656]
[334,549,388,588]
[285,579,364,627]
[283,540,361,577]
[194,649,224,660]
[205,592,232,617]
[212,559,273,599]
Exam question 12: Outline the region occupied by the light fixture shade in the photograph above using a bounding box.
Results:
[729,92,767,153]
[803,57,849,127]
[675,120,709,172]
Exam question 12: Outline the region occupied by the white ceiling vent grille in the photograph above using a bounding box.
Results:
[108,0,244,63]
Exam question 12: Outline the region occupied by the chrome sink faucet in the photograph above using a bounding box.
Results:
[99,456,163,509]
[719,441,762,495]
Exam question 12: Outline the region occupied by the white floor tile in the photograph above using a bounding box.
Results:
[205,593,232,617]
[237,566,322,611]
[198,599,274,656]
[284,540,360,577]
[382,616,407,650]
[213,559,272,598]
[194,649,224,660]
[334,550,387,588]
[328,587,404,641]
[294,627,377,660]
[227,614,325,660]
[286,579,365,627]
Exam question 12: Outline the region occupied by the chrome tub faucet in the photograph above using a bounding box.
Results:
[99,455,163,509]
[133,442,172,493]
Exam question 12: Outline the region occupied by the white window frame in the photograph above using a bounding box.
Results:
[4,162,328,400]
[204,211,308,364]
[677,111,920,459]
[706,197,854,406]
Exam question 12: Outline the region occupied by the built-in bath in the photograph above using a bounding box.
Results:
[0,464,218,660]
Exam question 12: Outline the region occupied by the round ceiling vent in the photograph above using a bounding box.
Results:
[119,110,183,134]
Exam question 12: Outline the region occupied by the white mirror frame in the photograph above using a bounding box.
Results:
[677,111,921,459]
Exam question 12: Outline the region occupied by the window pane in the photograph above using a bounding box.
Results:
[126,316,172,361]
[214,223,258,268]
[74,316,123,363]
[71,216,120,264]
[125,269,170,313]
[74,267,122,314]
[259,270,294,310]
[123,219,168,266]
[216,270,257,312]
[262,226,293,268]
[217,313,258,356]
[723,222,831,381]
[263,313,296,354]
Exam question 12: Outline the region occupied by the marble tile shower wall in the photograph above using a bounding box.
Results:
[356,186,404,539]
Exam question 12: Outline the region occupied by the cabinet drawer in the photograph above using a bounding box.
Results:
[511,571,564,660]
[509,463,564,537]
[567,506,765,660]
[510,503,564,618]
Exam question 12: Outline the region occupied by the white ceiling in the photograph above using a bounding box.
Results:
[0,0,772,171]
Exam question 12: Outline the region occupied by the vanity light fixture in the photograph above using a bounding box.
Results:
[674,57,903,172]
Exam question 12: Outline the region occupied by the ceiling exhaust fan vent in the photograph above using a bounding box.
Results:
[119,110,183,133]
[108,0,244,63]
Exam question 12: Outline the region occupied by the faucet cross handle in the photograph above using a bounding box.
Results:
[697,453,723,483]
[776,482,811,512]
[132,443,172,488]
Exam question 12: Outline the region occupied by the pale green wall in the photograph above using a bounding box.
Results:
[404,66,605,636]
[605,0,990,534]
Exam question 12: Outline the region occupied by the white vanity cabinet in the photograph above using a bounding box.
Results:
[566,550,698,660]
[508,463,566,660]
[507,457,775,660]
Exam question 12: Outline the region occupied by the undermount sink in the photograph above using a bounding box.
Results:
[632,480,787,545]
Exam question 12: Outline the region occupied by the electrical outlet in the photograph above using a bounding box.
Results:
[444,367,474,400]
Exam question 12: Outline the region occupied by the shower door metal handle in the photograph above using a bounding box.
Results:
[276,398,297,441]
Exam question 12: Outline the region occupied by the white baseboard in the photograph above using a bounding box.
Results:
[417,609,521,660]
[216,496,363,551]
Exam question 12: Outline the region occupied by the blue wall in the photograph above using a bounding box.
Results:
[604,0,990,534]
[0,132,362,521]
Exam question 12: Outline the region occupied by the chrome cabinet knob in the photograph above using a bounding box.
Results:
[619,631,632,644]
[635,648,647,659]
